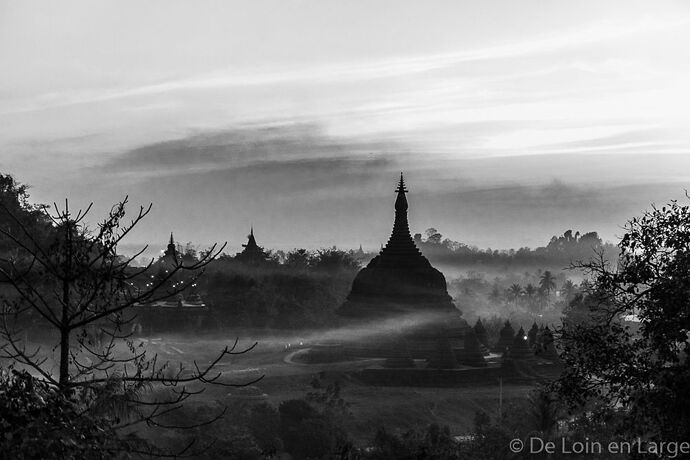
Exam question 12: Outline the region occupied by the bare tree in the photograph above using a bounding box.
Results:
[0,197,259,455]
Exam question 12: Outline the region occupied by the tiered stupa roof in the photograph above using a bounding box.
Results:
[377,173,424,267]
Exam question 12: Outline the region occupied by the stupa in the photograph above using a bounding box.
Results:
[473,318,490,355]
[527,322,539,348]
[474,318,489,347]
[338,174,460,319]
[493,320,516,354]
[456,328,487,367]
[508,327,534,361]
[235,227,270,265]
[427,337,460,369]
[163,232,178,262]
[332,174,467,362]
[536,326,558,359]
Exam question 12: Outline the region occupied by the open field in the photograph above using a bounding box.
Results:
[135,332,541,445]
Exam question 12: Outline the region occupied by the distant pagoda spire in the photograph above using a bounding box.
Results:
[236,225,269,265]
[164,232,177,260]
[244,225,258,250]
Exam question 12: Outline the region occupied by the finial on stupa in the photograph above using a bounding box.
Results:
[169,232,174,245]
[396,172,408,194]
[394,172,409,213]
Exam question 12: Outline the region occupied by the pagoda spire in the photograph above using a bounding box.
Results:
[165,232,177,260]
[243,226,259,251]
[237,225,269,264]
[378,173,422,265]
[395,172,408,212]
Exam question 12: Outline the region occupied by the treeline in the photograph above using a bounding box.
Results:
[200,248,363,329]
[416,227,618,268]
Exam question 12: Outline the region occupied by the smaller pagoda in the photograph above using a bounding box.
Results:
[535,326,558,359]
[473,318,490,354]
[163,232,177,262]
[474,319,489,347]
[527,322,539,348]
[508,327,534,361]
[235,227,270,265]
[493,321,515,354]
[427,337,460,369]
[456,328,487,367]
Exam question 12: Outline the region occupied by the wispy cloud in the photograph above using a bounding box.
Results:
[100,123,403,181]
[3,15,686,116]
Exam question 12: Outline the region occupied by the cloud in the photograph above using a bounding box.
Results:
[101,123,403,181]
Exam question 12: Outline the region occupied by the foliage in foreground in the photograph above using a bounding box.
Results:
[0,367,139,459]
[553,198,690,442]
[0,172,257,458]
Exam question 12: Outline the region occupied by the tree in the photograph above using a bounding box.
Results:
[539,270,556,296]
[0,367,130,459]
[507,283,523,306]
[278,399,348,459]
[424,227,443,245]
[488,285,503,303]
[284,248,312,270]
[310,247,360,272]
[553,197,690,441]
[560,279,577,302]
[524,283,537,312]
[0,197,258,455]
[0,174,50,256]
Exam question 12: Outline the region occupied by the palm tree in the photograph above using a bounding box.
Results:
[561,279,577,301]
[539,270,556,296]
[524,283,537,311]
[508,283,523,305]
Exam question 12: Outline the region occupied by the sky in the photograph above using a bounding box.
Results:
[1,0,690,256]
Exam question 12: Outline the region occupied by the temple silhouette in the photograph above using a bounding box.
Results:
[163,232,177,262]
[235,226,270,265]
[332,173,467,363]
[338,173,460,318]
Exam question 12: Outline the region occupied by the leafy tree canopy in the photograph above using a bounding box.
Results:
[554,198,690,441]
